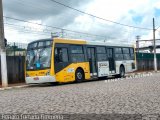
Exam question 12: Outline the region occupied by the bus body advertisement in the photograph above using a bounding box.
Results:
[25,38,136,84]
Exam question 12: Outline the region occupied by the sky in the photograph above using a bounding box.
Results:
[3,0,160,47]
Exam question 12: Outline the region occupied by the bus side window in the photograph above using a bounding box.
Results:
[108,49,112,58]
[55,48,68,63]
[130,48,134,60]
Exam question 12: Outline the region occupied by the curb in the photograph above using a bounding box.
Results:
[105,71,159,83]
[126,70,160,77]
[0,84,29,91]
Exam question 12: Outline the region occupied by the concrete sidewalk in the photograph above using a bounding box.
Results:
[0,82,29,90]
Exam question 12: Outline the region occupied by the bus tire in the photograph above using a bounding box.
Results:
[119,65,125,78]
[75,68,84,83]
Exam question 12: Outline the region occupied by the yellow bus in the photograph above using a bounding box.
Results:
[25,38,136,84]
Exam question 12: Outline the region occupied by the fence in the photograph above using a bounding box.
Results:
[0,56,25,84]
[6,42,27,56]
[0,42,27,84]
[136,53,160,71]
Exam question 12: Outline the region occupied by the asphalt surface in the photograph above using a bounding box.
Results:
[0,72,160,119]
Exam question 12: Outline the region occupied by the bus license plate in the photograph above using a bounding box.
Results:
[33,77,39,80]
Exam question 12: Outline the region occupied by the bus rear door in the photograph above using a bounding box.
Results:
[108,48,116,74]
[87,47,97,77]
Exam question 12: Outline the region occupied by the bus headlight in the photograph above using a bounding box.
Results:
[46,70,50,76]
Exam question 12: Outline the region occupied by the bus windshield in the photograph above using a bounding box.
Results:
[26,39,53,70]
[26,47,52,70]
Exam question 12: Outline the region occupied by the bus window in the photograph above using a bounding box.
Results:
[96,47,107,61]
[130,48,134,54]
[28,42,37,49]
[97,47,106,53]
[123,54,130,60]
[122,48,130,60]
[70,45,85,62]
[115,48,122,54]
[108,49,113,58]
[55,48,68,63]
[122,48,129,54]
[71,45,83,53]
[38,41,52,47]
[114,48,123,60]
[38,41,44,47]
[130,48,134,60]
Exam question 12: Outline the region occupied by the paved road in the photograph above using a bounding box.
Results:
[0,72,160,119]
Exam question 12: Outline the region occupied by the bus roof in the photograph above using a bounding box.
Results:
[28,38,134,47]
[54,38,133,47]
[28,38,53,45]
[87,41,133,47]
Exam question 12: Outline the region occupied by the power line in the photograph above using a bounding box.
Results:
[4,21,135,44]
[12,0,152,30]
[7,0,78,23]
[4,16,108,38]
[49,0,152,30]
[5,27,49,36]
[4,22,109,40]
[4,22,105,40]
[4,23,50,36]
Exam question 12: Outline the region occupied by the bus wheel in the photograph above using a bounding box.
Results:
[75,69,84,83]
[120,66,125,78]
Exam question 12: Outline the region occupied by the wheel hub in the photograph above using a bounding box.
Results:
[77,72,82,79]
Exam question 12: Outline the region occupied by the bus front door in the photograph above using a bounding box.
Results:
[108,48,115,74]
[87,47,97,77]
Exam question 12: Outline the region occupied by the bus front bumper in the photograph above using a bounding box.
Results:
[25,76,56,84]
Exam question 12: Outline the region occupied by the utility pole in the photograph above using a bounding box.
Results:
[51,32,58,38]
[136,35,140,53]
[153,18,157,71]
[0,0,8,87]
[51,32,53,38]
[61,29,64,38]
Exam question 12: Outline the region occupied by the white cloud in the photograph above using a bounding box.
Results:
[3,0,160,45]
[68,0,160,43]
